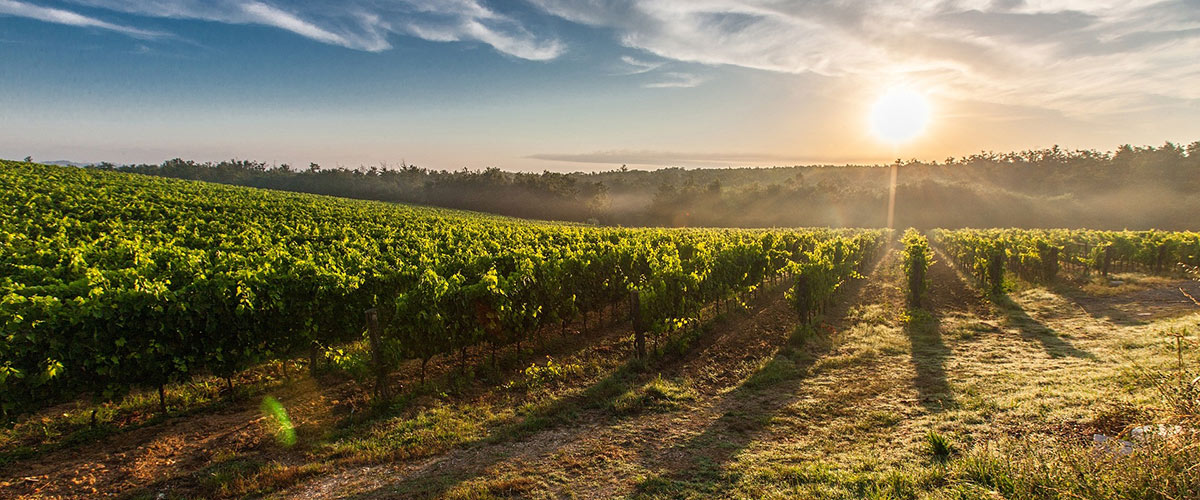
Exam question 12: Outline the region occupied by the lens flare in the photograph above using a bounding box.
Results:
[260,396,296,446]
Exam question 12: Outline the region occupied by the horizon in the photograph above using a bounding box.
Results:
[3,1,1199,172]
[22,139,1193,174]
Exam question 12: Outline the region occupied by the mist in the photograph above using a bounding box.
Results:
[99,141,1200,230]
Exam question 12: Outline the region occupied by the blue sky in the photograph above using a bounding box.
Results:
[2,0,1199,171]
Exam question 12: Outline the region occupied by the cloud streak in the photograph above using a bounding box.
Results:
[530,0,1200,112]
[619,55,663,74]
[0,0,163,38]
[5,0,1199,113]
[28,0,563,59]
[528,150,855,167]
[237,1,363,49]
[643,71,704,88]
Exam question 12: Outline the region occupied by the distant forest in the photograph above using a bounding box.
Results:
[99,142,1200,230]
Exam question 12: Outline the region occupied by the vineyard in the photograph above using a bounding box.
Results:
[3,161,1199,499]
[0,161,884,418]
[932,228,1200,293]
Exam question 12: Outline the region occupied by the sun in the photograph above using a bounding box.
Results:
[869,87,931,145]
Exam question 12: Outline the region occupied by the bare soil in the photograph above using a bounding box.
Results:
[278,250,899,499]
[3,255,1197,499]
[0,303,637,499]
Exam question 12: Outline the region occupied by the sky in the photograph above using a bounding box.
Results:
[2,0,1199,171]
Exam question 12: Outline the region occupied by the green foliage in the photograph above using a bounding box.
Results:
[786,232,886,324]
[323,344,373,382]
[506,357,584,390]
[924,430,955,462]
[0,161,882,418]
[901,228,933,306]
[610,375,695,415]
[932,228,1200,294]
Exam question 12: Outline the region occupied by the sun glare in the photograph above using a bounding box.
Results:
[869,87,931,144]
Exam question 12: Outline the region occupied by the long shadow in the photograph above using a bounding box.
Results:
[347,366,638,499]
[904,310,955,412]
[117,302,642,500]
[902,254,981,413]
[630,249,893,497]
[994,293,1093,360]
[1054,279,1200,327]
[632,351,820,497]
[930,246,1092,361]
[120,366,608,500]
[346,281,800,499]
[1049,280,1148,327]
[1069,298,1146,326]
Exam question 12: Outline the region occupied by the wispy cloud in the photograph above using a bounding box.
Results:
[0,0,164,38]
[459,18,564,60]
[617,54,704,88]
[643,71,704,88]
[529,0,1200,113]
[238,1,366,49]
[528,150,851,167]
[6,0,1199,114]
[620,55,663,74]
[29,0,563,59]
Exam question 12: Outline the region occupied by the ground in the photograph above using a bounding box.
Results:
[2,247,1198,499]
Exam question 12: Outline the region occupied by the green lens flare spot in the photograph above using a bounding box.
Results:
[260,396,296,447]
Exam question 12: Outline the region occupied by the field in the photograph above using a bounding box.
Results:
[1,162,1198,499]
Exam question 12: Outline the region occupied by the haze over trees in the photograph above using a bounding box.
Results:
[108,141,1200,230]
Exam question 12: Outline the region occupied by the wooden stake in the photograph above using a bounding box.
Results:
[365,308,389,400]
[630,291,645,359]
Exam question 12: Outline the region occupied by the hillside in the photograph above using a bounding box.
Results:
[103,141,1200,230]
[1,160,878,416]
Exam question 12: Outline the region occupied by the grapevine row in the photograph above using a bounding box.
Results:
[931,228,1200,292]
[0,161,882,416]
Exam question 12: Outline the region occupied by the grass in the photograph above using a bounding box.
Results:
[611,375,697,415]
[924,430,955,462]
[620,262,1200,499]
[741,355,805,389]
[632,432,1200,500]
[7,258,1200,500]
[443,473,546,500]
[195,459,326,498]
[0,362,297,466]
[946,437,1200,500]
[1078,272,1177,297]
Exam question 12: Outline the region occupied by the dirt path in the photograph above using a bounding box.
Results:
[8,250,1196,499]
[275,249,900,499]
[0,374,351,499]
[622,249,1200,497]
[1065,278,1200,325]
[277,288,800,499]
[0,304,638,499]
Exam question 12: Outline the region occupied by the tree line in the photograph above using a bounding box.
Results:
[97,141,1200,229]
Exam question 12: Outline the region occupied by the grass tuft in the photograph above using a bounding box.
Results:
[611,375,696,416]
[925,430,955,462]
